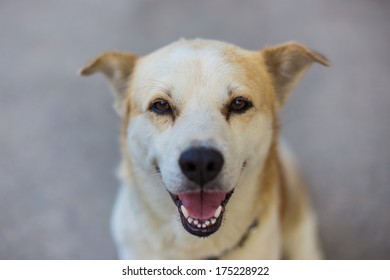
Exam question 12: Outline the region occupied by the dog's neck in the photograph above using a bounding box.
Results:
[205,218,260,260]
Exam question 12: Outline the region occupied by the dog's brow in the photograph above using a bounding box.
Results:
[148,79,173,97]
[227,85,241,97]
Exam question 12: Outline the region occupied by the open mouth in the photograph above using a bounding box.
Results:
[170,189,234,237]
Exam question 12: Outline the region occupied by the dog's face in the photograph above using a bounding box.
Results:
[80,39,329,238]
[127,41,275,237]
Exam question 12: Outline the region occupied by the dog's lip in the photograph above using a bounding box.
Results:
[169,189,234,237]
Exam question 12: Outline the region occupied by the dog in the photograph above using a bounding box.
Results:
[80,38,329,259]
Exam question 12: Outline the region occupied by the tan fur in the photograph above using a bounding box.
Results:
[262,42,330,106]
[80,38,329,259]
[80,51,138,115]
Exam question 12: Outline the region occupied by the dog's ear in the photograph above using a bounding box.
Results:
[261,42,330,106]
[79,51,138,115]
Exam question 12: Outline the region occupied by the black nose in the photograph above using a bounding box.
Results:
[179,147,224,186]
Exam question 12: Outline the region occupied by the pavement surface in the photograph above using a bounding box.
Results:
[1,0,389,259]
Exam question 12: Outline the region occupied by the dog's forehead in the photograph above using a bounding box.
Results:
[133,39,263,102]
[143,38,245,67]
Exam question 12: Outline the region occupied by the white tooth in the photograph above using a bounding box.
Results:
[181,205,189,218]
[205,220,210,226]
[211,218,216,224]
[214,205,222,218]
[187,217,193,224]
[202,223,206,228]
[197,223,201,228]
[193,219,199,225]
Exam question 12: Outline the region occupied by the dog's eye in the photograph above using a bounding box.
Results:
[228,97,252,114]
[150,99,172,115]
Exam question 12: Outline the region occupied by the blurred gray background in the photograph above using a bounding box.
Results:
[1,0,389,259]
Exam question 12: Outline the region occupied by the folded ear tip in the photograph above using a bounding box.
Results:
[283,42,331,67]
[323,60,331,67]
[78,68,85,76]
[322,57,332,67]
[312,51,331,67]
[78,66,93,76]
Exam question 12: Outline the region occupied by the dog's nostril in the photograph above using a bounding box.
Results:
[184,162,197,172]
[179,147,224,186]
[206,162,216,171]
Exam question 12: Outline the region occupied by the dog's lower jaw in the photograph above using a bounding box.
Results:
[170,189,234,237]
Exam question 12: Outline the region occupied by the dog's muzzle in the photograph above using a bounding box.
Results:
[170,147,233,237]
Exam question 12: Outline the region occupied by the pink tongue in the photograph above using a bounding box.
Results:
[178,191,227,220]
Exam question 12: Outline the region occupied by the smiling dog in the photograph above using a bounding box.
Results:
[80,38,329,259]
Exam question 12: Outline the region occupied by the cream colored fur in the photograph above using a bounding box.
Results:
[80,38,329,259]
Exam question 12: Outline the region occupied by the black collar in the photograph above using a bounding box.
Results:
[205,219,259,260]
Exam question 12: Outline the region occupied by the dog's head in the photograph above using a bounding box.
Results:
[80,39,329,237]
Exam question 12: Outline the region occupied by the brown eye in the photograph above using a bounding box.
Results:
[150,99,172,115]
[228,97,252,114]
